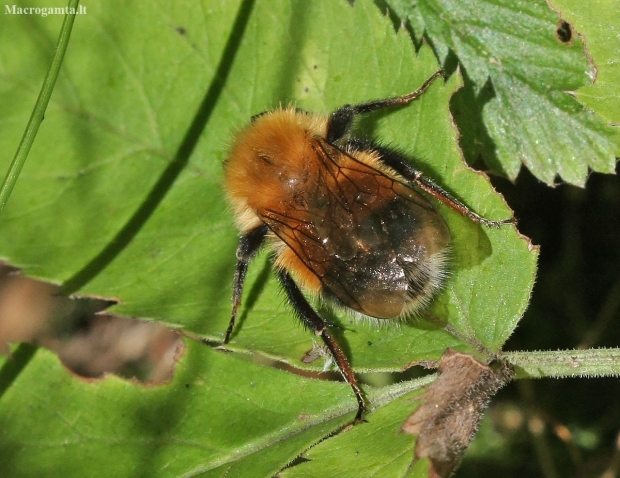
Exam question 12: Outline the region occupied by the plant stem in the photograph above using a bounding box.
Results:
[0,0,80,212]
[505,348,620,379]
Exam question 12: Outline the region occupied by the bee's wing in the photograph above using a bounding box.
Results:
[261,138,448,319]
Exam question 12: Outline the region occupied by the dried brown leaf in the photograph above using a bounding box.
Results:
[401,349,514,477]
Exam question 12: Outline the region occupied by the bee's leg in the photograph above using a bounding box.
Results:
[361,143,516,227]
[326,70,445,143]
[277,269,366,423]
[225,224,269,344]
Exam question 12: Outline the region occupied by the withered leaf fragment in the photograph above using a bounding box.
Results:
[401,349,514,478]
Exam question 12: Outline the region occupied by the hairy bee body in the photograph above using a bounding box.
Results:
[222,71,513,422]
[225,107,450,320]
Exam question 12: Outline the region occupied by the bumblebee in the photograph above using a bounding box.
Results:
[223,70,513,421]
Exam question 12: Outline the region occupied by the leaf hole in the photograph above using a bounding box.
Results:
[555,20,573,44]
[0,262,182,385]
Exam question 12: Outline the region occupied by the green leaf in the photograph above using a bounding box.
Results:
[0,0,537,475]
[0,341,357,477]
[385,0,620,185]
[281,389,425,478]
[549,0,620,124]
[0,0,535,367]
